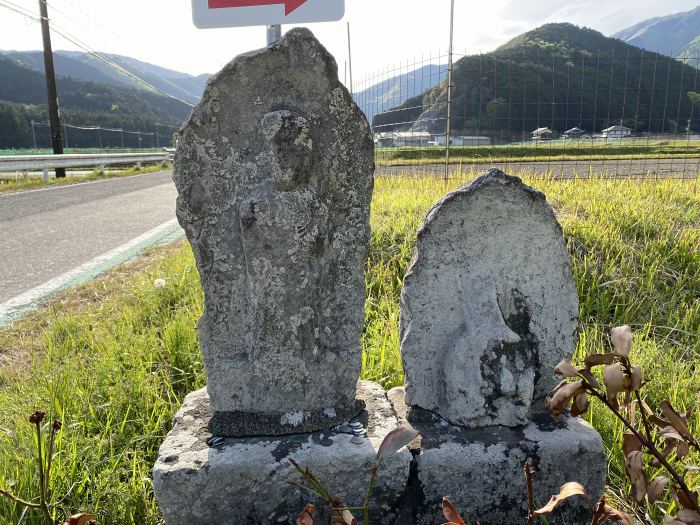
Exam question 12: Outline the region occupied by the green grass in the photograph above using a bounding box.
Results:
[0,174,699,523]
[377,139,700,165]
[0,163,171,194]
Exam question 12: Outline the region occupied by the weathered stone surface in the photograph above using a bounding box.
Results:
[173,28,374,435]
[400,169,578,428]
[388,387,606,525]
[153,381,412,525]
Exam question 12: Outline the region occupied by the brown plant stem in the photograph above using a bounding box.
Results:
[0,489,42,509]
[524,459,535,525]
[363,463,379,525]
[633,390,654,444]
[585,385,697,509]
[33,420,54,525]
[45,426,56,490]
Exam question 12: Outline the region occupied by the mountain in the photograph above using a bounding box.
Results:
[0,54,192,149]
[374,23,700,137]
[3,50,210,105]
[613,6,700,58]
[353,64,448,123]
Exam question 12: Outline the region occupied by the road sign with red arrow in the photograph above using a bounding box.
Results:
[192,0,344,29]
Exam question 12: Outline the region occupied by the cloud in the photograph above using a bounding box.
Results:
[498,0,700,34]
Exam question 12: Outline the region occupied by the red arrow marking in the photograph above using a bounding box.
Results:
[208,0,307,16]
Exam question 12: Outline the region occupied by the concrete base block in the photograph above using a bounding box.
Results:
[388,387,607,525]
[154,381,412,525]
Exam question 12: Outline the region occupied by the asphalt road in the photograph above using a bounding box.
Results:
[0,171,177,303]
[377,157,700,178]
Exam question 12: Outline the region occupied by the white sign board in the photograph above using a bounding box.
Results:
[192,0,344,29]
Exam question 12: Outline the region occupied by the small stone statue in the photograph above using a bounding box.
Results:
[400,169,579,428]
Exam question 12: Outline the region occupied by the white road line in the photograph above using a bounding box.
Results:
[0,218,182,322]
[0,171,171,198]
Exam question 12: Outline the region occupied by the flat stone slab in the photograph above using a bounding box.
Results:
[400,169,579,428]
[388,387,606,525]
[154,381,412,525]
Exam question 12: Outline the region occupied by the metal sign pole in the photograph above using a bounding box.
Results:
[267,24,281,44]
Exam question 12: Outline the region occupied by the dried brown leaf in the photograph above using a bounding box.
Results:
[622,432,643,457]
[649,414,671,429]
[662,401,692,440]
[651,443,676,467]
[584,353,616,369]
[603,363,628,402]
[647,476,671,504]
[547,380,583,417]
[664,519,686,525]
[377,426,419,462]
[595,506,635,525]
[63,515,97,525]
[675,487,699,510]
[579,368,601,389]
[442,497,466,525]
[677,441,691,459]
[591,497,634,525]
[611,325,633,357]
[624,450,648,504]
[571,392,589,417]
[336,509,356,525]
[296,504,316,525]
[630,366,643,391]
[532,482,587,515]
[554,360,580,378]
[660,426,686,443]
[677,509,700,524]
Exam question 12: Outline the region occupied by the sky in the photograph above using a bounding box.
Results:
[0,0,698,83]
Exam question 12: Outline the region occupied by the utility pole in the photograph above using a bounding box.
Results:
[444,0,455,182]
[346,22,354,96]
[38,0,65,177]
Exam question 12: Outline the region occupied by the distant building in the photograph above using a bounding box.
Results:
[601,125,632,138]
[563,127,585,139]
[531,127,553,140]
[375,131,431,147]
[431,135,492,146]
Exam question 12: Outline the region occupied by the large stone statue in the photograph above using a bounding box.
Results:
[172,28,374,436]
[154,30,413,525]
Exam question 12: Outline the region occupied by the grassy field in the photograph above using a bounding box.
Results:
[377,138,700,165]
[0,174,698,524]
[0,164,171,195]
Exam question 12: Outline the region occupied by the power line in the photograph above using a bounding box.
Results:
[39,1,201,103]
[0,0,39,21]
[0,0,195,108]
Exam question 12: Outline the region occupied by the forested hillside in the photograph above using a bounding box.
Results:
[0,54,191,149]
[373,24,700,137]
[4,50,209,105]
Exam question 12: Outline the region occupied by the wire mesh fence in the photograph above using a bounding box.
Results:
[353,49,700,180]
[27,120,178,150]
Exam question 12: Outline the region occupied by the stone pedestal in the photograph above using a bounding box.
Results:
[154,382,412,525]
[388,388,606,525]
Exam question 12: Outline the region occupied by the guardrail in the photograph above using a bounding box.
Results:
[0,152,171,181]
